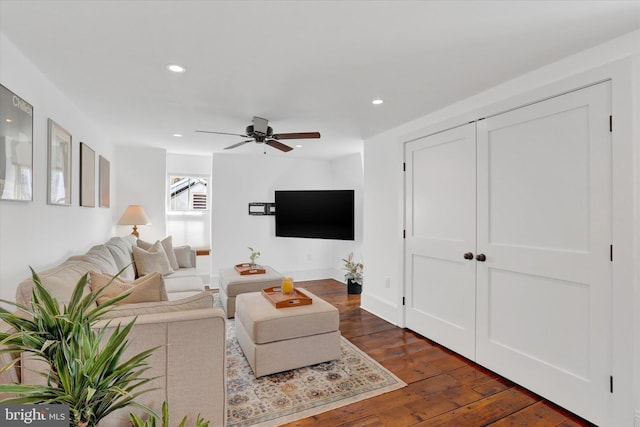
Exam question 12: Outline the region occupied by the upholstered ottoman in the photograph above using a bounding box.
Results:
[235,289,341,377]
[219,265,283,318]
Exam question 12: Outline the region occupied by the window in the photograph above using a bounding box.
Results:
[169,176,208,211]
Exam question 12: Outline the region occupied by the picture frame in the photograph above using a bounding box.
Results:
[47,119,72,206]
[99,155,110,208]
[79,142,95,207]
[0,84,33,202]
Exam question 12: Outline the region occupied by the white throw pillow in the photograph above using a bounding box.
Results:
[137,235,180,270]
[174,245,195,268]
[132,240,175,276]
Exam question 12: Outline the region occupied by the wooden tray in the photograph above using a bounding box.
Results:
[262,286,313,308]
[234,263,266,275]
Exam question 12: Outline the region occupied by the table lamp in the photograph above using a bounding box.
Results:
[117,205,150,238]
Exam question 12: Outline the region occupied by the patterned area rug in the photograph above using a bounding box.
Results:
[223,312,406,427]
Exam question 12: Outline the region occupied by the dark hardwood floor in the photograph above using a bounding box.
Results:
[279,279,595,427]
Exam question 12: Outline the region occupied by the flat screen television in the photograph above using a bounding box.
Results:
[275,190,354,240]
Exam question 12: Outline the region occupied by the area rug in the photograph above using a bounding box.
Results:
[222,310,406,427]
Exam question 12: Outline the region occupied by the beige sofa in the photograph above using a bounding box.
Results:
[0,235,226,427]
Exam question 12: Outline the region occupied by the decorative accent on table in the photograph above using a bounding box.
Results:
[99,155,110,207]
[262,286,312,308]
[342,252,363,294]
[281,277,294,294]
[79,142,95,207]
[234,263,266,275]
[47,118,72,206]
[235,247,265,274]
[0,84,33,202]
[248,246,260,266]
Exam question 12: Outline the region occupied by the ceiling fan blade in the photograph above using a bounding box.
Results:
[266,140,294,152]
[272,132,321,140]
[224,139,253,150]
[196,130,250,138]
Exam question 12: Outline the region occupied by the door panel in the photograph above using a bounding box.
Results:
[476,82,612,425]
[404,123,476,359]
[485,105,590,252]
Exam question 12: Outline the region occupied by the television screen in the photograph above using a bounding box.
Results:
[275,190,354,240]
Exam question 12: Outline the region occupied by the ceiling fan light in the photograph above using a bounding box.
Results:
[166,64,186,73]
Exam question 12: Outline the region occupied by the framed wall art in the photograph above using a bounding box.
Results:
[47,119,72,205]
[99,155,110,208]
[79,142,95,207]
[0,84,33,202]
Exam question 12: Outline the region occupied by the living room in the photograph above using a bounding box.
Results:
[1,1,640,426]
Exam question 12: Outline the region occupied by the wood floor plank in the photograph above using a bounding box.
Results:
[416,388,538,426]
[280,279,594,427]
[486,401,570,426]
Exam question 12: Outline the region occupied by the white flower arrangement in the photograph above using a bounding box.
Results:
[342,252,363,285]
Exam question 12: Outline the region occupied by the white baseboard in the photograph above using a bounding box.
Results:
[360,292,399,326]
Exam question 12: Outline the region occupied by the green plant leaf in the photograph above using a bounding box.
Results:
[0,267,157,427]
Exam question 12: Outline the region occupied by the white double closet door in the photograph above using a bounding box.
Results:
[404,81,612,425]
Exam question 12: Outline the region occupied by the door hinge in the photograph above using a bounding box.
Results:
[609,115,613,132]
[610,244,613,262]
[403,162,406,172]
[403,229,406,239]
[610,376,613,393]
[402,297,405,306]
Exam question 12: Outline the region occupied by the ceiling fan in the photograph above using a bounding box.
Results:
[196,116,321,152]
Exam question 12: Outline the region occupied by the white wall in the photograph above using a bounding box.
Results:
[0,34,115,304]
[362,30,640,426]
[211,153,363,284]
[632,53,640,427]
[114,146,167,242]
[330,153,365,282]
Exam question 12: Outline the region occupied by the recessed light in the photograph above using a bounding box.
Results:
[295,144,303,148]
[166,64,186,73]
[372,99,383,105]
[173,133,183,137]
[4,118,12,123]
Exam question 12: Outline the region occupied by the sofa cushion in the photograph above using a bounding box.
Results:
[163,272,203,294]
[99,291,215,319]
[104,237,136,280]
[68,245,119,275]
[85,245,119,274]
[138,236,180,271]
[133,241,174,276]
[16,259,96,307]
[174,245,195,268]
[89,271,168,305]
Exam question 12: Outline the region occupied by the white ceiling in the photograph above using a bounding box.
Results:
[1,0,639,159]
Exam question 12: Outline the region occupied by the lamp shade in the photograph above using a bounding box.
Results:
[118,205,151,225]
[118,205,150,238]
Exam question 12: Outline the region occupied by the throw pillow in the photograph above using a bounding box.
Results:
[133,241,174,276]
[137,236,180,270]
[174,245,195,268]
[89,271,169,305]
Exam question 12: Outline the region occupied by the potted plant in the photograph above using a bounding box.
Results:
[342,252,363,294]
[0,268,156,427]
[130,401,209,427]
[248,246,260,267]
